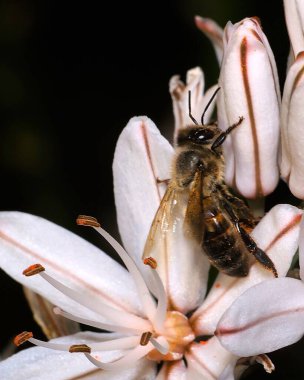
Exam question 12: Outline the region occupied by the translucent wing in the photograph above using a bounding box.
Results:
[184,169,204,243]
[143,174,209,313]
[143,182,186,262]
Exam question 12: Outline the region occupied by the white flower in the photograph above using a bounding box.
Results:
[0,115,301,380]
[218,18,280,199]
[198,16,281,199]
[283,0,304,58]
[280,0,304,199]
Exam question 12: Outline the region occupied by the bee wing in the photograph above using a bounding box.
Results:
[143,174,210,313]
[183,169,204,243]
[143,183,184,260]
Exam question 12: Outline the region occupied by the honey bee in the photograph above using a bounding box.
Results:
[143,90,277,278]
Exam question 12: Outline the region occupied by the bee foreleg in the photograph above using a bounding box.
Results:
[211,116,244,151]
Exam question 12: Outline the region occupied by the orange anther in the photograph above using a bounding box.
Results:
[143,257,157,269]
[215,282,221,288]
[69,344,91,353]
[76,215,100,228]
[14,331,33,346]
[140,331,152,346]
[23,264,45,276]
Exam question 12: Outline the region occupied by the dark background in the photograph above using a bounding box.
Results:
[0,0,302,379]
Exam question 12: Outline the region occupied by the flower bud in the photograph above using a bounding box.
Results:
[284,0,304,58]
[195,16,224,64]
[280,52,304,199]
[169,67,217,140]
[217,18,281,198]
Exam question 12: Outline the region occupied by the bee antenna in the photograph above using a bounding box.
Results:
[201,86,221,125]
[188,91,199,125]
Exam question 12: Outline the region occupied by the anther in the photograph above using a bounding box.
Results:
[69,344,92,354]
[23,264,45,276]
[143,257,157,269]
[140,331,152,346]
[14,331,33,346]
[76,215,101,228]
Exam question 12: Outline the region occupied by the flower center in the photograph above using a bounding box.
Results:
[148,311,195,361]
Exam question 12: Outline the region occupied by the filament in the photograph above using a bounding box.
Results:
[84,342,154,370]
[53,307,143,335]
[144,258,167,331]
[93,224,157,320]
[39,271,150,330]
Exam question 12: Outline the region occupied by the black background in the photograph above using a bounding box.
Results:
[0,1,302,379]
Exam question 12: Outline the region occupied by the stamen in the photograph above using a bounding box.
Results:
[36,270,151,330]
[53,307,143,335]
[76,215,100,228]
[150,336,169,355]
[29,337,74,351]
[15,333,76,351]
[14,331,33,346]
[15,331,149,358]
[23,264,45,276]
[144,258,167,332]
[77,215,156,321]
[140,331,152,346]
[88,336,140,351]
[69,344,91,353]
[84,342,155,370]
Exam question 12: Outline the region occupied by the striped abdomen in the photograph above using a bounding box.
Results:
[202,201,250,277]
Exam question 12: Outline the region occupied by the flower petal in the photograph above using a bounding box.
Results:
[0,212,144,323]
[280,51,304,198]
[113,116,173,268]
[191,204,302,335]
[195,16,224,64]
[298,213,304,281]
[156,361,187,380]
[218,18,280,198]
[0,331,156,380]
[218,358,238,380]
[216,277,304,356]
[23,287,80,339]
[114,117,209,313]
[185,338,236,380]
[170,67,207,134]
[169,67,218,137]
[283,0,304,57]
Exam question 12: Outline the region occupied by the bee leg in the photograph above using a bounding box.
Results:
[156,178,170,185]
[211,116,244,151]
[237,227,278,278]
[218,186,256,229]
[223,201,278,278]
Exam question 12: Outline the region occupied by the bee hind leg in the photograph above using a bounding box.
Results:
[223,201,278,278]
[237,226,278,278]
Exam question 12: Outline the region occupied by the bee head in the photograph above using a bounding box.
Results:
[176,125,221,148]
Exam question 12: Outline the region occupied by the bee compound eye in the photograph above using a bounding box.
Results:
[189,128,214,144]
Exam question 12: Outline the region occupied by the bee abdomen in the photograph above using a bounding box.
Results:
[203,214,250,277]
